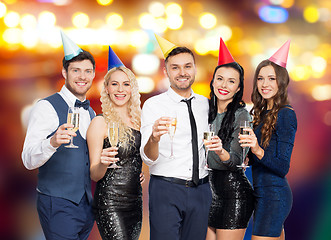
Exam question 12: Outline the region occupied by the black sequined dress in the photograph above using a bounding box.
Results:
[93,129,142,240]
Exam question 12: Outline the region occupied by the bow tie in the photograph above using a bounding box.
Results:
[74,99,90,110]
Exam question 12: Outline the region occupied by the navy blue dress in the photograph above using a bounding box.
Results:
[250,106,297,237]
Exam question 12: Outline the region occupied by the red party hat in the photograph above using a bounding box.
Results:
[269,40,290,68]
[218,38,235,66]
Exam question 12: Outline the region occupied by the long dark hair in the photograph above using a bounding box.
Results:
[251,59,289,148]
[208,62,245,146]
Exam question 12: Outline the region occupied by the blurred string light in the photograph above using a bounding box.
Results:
[38,11,56,29]
[0,1,7,18]
[211,25,232,41]
[166,14,183,30]
[129,30,149,48]
[20,14,37,29]
[3,28,21,44]
[22,29,39,48]
[72,12,89,28]
[149,1,165,17]
[311,56,327,74]
[194,39,209,55]
[318,8,331,22]
[3,0,16,3]
[4,11,20,28]
[97,0,113,6]
[164,2,183,30]
[165,2,182,16]
[259,5,288,23]
[303,6,319,23]
[280,0,294,8]
[139,13,156,30]
[53,0,72,6]
[194,25,233,56]
[311,85,331,101]
[132,54,160,75]
[137,76,155,93]
[106,13,123,29]
[199,12,217,29]
[154,18,167,33]
[290,65,311,81]
[270,0,283,5]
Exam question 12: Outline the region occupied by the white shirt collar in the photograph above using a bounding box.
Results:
[60,85,86,107]
[167,87,196,103]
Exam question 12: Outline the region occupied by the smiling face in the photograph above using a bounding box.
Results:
[106,70,131,108]
[257,65,279,108]
[164,53,196,98]
[212,66,240,109]
[62,59,95,101]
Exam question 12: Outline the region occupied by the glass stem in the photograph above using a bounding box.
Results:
[170,139,174,157]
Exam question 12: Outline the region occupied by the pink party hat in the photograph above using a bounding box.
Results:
[269,40,290,68]
[218,38,235,66]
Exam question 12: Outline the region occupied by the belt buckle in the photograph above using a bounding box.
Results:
[185,180,191,187]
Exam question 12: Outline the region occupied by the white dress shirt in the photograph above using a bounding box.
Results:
[140,87,209,180]
[22,85,94,170]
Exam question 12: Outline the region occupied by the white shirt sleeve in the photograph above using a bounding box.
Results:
[140,98,160,166]
[22,100,59,170]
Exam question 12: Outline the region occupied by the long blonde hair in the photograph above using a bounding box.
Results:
[100,66,141,147]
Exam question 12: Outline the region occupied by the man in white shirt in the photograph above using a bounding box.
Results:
[140,36,212,240]
[22,32,96,240]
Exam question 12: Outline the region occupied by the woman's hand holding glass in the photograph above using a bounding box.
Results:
[100,147,119,167]
[205,136,224,157]
[239,128,264,160]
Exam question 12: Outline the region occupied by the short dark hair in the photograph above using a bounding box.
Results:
[165,47,195,64]
[62,49,95,72]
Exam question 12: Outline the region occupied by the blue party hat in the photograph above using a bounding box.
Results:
[60,30,83,61]
[108,46,124,70]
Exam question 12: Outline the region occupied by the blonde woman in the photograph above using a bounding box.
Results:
[87,49,143,240]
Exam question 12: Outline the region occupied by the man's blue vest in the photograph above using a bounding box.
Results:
[37,93,95,204]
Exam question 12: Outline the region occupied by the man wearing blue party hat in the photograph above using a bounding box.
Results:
[22,30,96,240]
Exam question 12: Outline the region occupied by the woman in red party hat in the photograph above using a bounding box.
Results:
[87,46,143,240]
[239,40,297,239]
[205,38,254,240]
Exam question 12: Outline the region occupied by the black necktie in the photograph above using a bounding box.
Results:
[75,99,90,110]
[181,98,199,186]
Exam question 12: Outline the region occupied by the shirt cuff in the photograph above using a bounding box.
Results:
[140,146,158,166]
[42,137,58,158]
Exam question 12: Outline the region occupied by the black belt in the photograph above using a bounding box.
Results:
[151,175,209,187]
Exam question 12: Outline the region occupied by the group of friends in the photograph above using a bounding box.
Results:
[22,30,297,240]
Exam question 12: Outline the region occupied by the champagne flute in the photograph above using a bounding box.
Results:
[203,124,215,170]
[167,111,177,159]
[65,106,80,148]
[108,122,121,168]
[238,120,251,168]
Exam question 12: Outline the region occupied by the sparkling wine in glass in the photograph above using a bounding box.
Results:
[167,111,177,159]
[203,124,215,170]
[238,120,251,168]
[108,122,121,168]
[65,106,80,148]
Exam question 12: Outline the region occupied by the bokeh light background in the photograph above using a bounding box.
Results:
[0,0,330,239]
